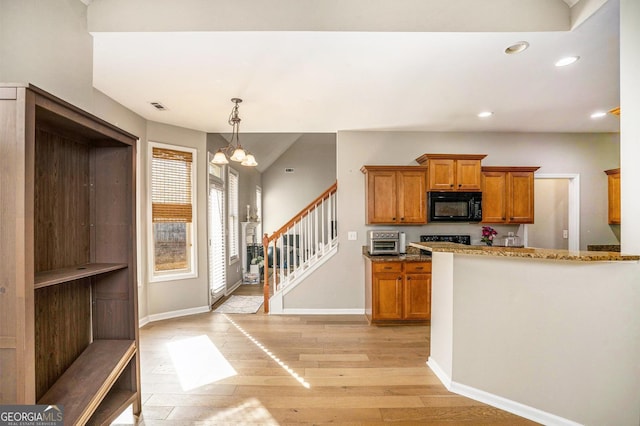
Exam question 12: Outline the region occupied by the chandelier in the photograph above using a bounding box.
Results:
[212,98,258,167]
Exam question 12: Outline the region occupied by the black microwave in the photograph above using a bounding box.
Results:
[428,191,482,222]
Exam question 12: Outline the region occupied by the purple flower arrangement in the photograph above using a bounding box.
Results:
[481,226,498,246]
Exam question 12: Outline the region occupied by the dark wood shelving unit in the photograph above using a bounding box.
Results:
[0,83,141,424]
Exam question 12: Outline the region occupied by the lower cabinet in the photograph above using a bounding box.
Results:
[364,259,431,324]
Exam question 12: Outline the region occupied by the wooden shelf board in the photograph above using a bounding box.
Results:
[37,339,136,426]
[34,263,128,289]
[87,389,137,426]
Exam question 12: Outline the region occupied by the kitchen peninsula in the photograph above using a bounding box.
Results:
[410,242,640,426]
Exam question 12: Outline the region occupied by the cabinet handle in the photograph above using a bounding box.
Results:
[384,266,392,270]
[392,217,396,221]
[398,276,402,280]
[450,184,454,187]
[407,276,411,280]
[415,266,424,270]
[458,184,462,187]
[400,217,405,221]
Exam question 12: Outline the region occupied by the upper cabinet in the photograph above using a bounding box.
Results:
[605,168,620,224]
[481,166,540,224]
[415,154,486,191]
[361,165,427,225]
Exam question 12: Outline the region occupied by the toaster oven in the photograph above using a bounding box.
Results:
[368,230,400,255]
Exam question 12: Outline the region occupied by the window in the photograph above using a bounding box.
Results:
[256,186,262,223]
[149,142,197,280]
[208,156,226,302]
[228,168,239,262]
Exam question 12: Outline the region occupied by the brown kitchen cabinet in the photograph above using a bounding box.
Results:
[605,168,620,224]
[415,154,486,192]
[361,165,427,225]
[481,166,540,224]
[0,84,141,424]
[364,259,432,324]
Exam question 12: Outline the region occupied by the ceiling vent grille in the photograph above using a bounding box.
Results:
[150,102,167,111]
[285,168,295,173]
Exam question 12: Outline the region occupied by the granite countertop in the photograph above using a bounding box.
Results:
[362,246,432,262]
[409,242,640,262]
[587,244,621,252]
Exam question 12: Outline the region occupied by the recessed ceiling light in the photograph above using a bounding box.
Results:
[555,56,580,67]
[478,111,493,118]
[590,111,607,119]
[504,41,529,55]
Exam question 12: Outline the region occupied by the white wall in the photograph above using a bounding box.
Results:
[620,0,640,254]
[0,0,94,111]
[262,133,336,234]
[285,131,619,310]
[528,178,569,250]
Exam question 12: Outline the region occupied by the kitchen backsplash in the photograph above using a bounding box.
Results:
[368,223,524,246]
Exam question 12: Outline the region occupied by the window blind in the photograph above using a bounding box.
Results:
[228,169,239,259]
[152,147,193,223]
[209,181,226,296]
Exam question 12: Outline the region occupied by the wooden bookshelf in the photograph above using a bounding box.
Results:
[0,83,141,423]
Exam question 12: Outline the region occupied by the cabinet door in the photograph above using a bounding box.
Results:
[366,170,398,223]
[607,171,620,224]
[397,170,427,224]
[508,172,535,223]
[428,159,455,191]
[482,171,507,223]
[373,273,403,320]
[456,159,482,191]
[404,274,431,320]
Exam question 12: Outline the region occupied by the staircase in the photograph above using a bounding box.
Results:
[262,182,338,313]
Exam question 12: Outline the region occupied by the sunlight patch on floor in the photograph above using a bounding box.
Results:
[201,397,278,424]
[167,334,237,391]
[223,314,311,389]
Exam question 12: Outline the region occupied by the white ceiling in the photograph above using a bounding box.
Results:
[90,0,619,168]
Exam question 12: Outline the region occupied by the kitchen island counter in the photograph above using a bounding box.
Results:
[422,242,640,425]
[410,241,639,261]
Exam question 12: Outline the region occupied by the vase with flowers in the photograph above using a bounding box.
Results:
[481,226,498,246]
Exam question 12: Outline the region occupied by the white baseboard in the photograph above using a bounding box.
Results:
[427,358,582,426]
[138,316,150,328]
[278,308,365,315]
[426,357,452,389]
[146,305,210,323]
[226,279,242,295]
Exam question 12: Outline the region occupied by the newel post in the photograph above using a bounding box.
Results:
[262,233,270,314]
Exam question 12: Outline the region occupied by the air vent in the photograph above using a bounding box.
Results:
[285,168,295,173]
[150,102,167,111]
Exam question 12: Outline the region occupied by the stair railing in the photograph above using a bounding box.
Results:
[262,182,338,313]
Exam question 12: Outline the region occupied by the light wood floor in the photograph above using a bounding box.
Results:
[132,284,537,425]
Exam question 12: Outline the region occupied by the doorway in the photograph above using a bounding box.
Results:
[524,174,580,251]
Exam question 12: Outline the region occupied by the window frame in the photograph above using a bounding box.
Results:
[147,141,198,282]
[228,167,240,264]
